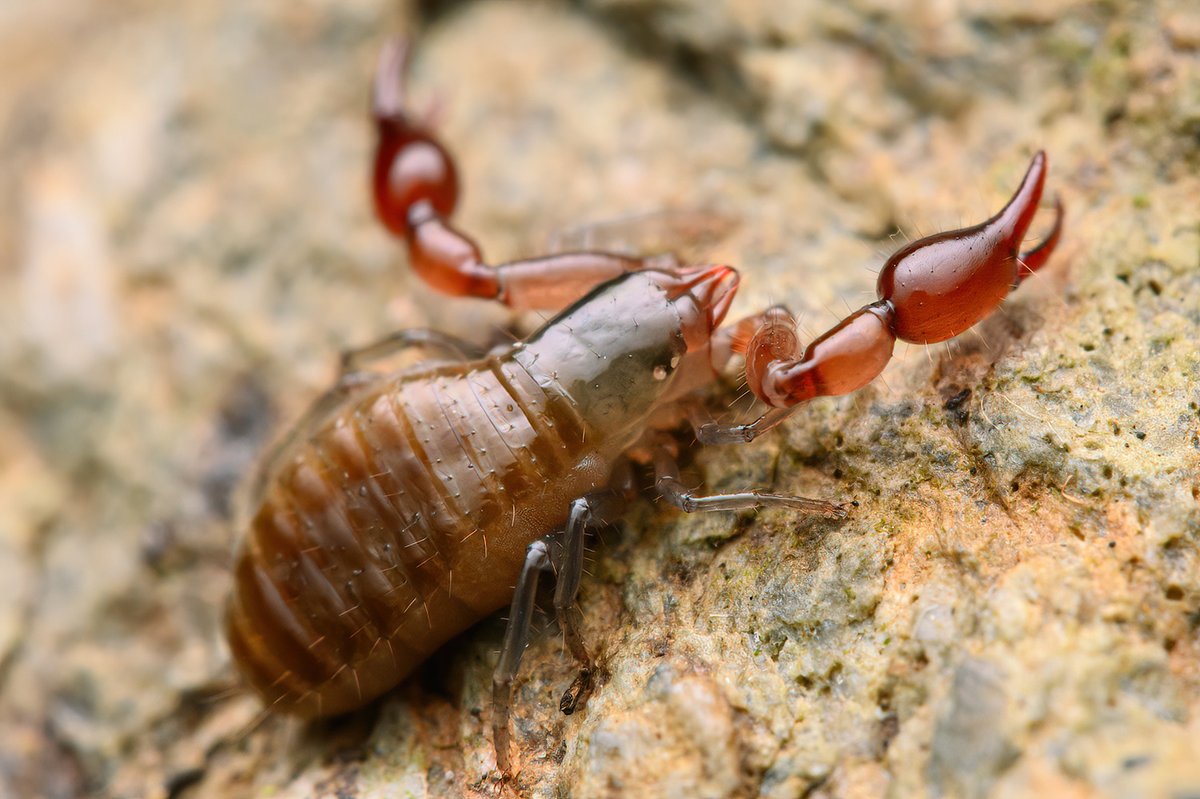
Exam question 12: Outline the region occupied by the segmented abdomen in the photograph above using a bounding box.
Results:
[226,356,600,717]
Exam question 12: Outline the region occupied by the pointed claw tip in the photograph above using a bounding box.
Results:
[380,35,410,68]
[1027,150,1047,182]
[373,36,412,120]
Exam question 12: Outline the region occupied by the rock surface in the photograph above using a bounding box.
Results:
[0,1,1197,798]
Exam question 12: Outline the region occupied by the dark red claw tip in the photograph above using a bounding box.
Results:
[1016,194,1065,283]
[991,150,1049,253]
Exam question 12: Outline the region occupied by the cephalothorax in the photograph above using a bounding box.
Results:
[226,39,1063,778]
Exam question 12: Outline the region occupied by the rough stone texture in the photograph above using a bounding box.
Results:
[0,1,1197,798]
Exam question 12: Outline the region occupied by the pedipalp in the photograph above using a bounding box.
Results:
[721,152,1064,423]
[372,38,666,311]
